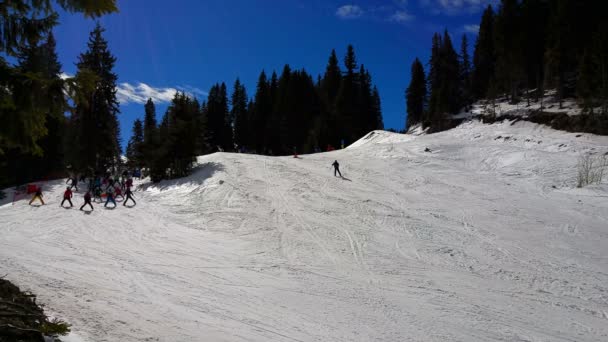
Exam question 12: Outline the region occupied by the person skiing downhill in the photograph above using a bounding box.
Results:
[123,187,136,206]
[332,160,342,177]
[61,187,73,207]
[29,187,45,205]
[104,186,117,208]
[80,191,94,211]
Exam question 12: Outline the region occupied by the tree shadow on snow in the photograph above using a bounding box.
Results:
[139,162,225,191]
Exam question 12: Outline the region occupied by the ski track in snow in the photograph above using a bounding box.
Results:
[1,120,608,341]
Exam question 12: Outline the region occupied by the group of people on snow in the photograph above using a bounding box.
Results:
[29,172,138,210]
[28,162,344,209]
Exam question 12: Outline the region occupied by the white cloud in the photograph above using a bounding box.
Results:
[389,10,414,23]
[336,5,364,19]
[58,73,206,105]
[420,0,497,15]
[463,24,480,33]
[116,83,207,105]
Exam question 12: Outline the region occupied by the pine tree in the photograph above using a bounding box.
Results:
[335,45,361,144]
[358,65,374,137]
[427,33,442,127]
[319,49,342,146]
[68,23,121,172]
[126,119,144,168]
[472,5,495,100]
[371,86,383,130]
[459,35,472,110]
[232,79,249,150]
[494,0,523,102]
[406,58,427,129]
[544,0,580,106]
[0,1,116,157]
[0,32,67,187]
[251,71,272,153]
[142,98,159,169]
[576,49,598,113]
[219,82,232,150]
[521,0,549,101]
[163,92,198,178]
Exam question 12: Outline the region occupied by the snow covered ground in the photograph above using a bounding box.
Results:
[454,91,584,120]
[1,120,608,342]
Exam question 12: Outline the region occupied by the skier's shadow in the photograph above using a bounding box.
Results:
[340,176,352,182]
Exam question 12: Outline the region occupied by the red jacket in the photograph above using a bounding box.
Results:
[64,189,72,199]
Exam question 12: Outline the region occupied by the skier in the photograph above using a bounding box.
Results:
[68,176,78,191]
[125,177,133,189]
[332,160,342,177]
[29,187,45,205]
[61,187,73,207]
[114,185,124,201]
[93,186,103,202]
[123,187,136,206]
[104,186,117,208]
[80,191,94,211]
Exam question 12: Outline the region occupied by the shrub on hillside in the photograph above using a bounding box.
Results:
[577,154,608,187]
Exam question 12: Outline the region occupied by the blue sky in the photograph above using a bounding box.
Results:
[52,0,497,149]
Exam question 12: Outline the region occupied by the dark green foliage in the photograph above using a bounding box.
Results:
[406,0,607,134]
[494,0,524,102]
[0,0,117,56]
[164,93,199,178]
[406,58,426,129]
[232,79,249,149]
[126,119,144,168]
[142,98,160,169]
[521,0,549,100]
[472,5,495,100]
[459,35,472,110]
[201,45,383,156]
[335,45,361,144]
[0,278,71,340]
[66,23,121,173]
[372,86,383,130]
[205,83,232,151]
[0,32,67,188]
[146,93,199,181]
[426,30,460,131]
[251,71,272,153]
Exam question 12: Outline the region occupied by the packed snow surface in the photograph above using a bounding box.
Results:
[2,120,608,342]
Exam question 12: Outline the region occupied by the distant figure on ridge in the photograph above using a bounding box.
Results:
[29,187,45,205]
[332,160,342,177]
[61,187,73,208]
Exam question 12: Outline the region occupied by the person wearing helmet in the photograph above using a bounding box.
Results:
[61,187,73,207]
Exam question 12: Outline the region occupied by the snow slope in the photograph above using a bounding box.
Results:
[1,120,608,342]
